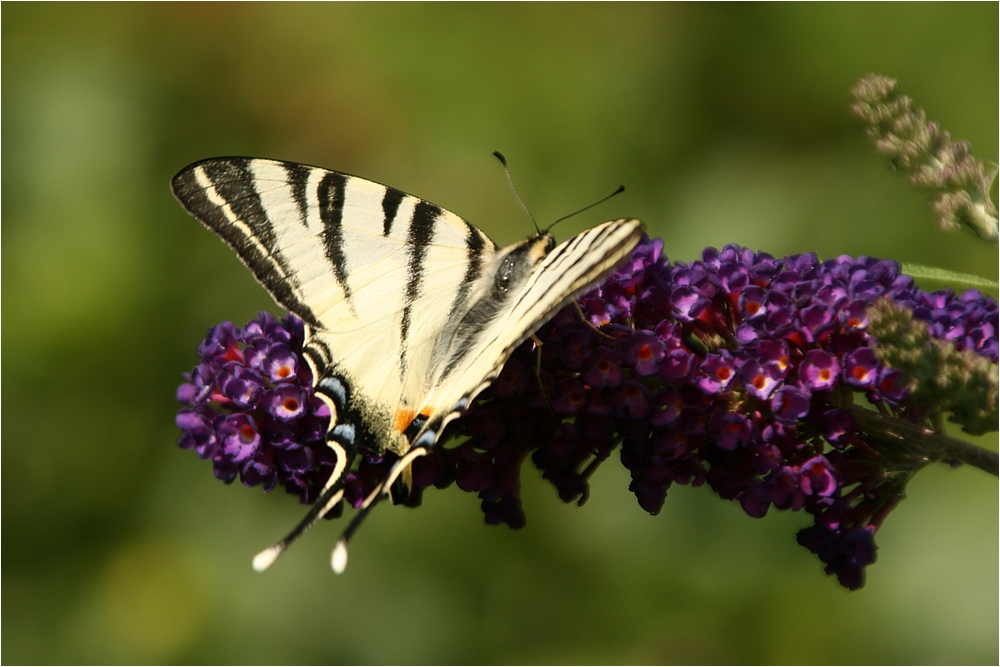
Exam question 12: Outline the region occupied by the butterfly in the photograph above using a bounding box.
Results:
[171,156,642,572]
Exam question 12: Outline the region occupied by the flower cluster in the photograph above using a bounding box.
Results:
[176,313,335,503]
[177,238,998,589]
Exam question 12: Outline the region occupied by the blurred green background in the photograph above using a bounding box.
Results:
[3,3,997,664]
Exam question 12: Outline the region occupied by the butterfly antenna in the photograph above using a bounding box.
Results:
[493,151,540,233]
[548,184,625,232]
[330,446,430,574]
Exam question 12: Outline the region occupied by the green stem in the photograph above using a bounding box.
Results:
[845,404,998,476]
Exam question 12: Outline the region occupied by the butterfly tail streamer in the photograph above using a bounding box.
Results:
[329,445,431,574]
[252,444,357,571]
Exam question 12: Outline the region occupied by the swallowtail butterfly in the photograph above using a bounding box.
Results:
[172,157,642,572]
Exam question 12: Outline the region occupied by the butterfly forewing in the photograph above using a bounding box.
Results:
[173,157,504,451]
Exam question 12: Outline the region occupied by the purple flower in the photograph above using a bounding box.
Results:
[843,347,879,389]
[818,409,854,446]
[771,386,812,424]
[710,410,752,451]
[800,455,837,497]
[741,360,782,400]
[550,377,588,414]
[798,521,877,590]
[660,348,696,382]
[198,322,243,364]
[755,340,790,376]
[217,363,265,409]
[176,312,336,504]
[582,347,623,388]
[698,352,738,394]
[800,350,840,391]
[178,237,998,591]
[874,368,908,403]
[614,381,650,419]
[262,344,302,383]
[264,384,307,422]
[624,330,666,377]
[176,409,216,458]
[739,286,767,320]
[671,286,709,321]
[218,413,260,463]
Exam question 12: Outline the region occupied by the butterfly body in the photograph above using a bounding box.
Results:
[172,157,642,570]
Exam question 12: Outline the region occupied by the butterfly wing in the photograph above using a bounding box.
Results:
[172,157,502,455]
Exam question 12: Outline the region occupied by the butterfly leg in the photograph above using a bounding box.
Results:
[252,437,356,572]
[330,445,430,574]
[528,335,557,416]
[572,301,614,338]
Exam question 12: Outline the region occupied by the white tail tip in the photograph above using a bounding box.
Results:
[252,545,282,572]
[331,540,349,574]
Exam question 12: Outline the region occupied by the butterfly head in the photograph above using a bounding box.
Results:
[493,232,556,293]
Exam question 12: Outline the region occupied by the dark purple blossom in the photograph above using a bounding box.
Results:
[218,413,261,463]
[843,347,879,389]
[698,352,738,394]
[581,347,623,388]
[178,238,998,590]
[771,386,812,424]
[614,381,650,419]
[431,238,995,590]
[742,360,782,400]
[625,330,666,377]
[264,384,308,422]
[709,410,752,451]
[800,350,840,391]
[217,363,265,409]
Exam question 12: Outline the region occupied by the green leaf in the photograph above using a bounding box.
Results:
[900,263,1000,297]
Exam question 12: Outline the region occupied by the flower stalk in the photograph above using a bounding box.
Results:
[845,402,997,476]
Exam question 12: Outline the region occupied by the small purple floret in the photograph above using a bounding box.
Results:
[843,347,879,389]
[800,350,840,391]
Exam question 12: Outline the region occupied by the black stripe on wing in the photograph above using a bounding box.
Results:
[435,221,491,352]
[284,161,313,232]
[171,158,323,329]
[381,187,405,236]
[317,171,357,317]
[399,200,440,376]
[527,219,639,296]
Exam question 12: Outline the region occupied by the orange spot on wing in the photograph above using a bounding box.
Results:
[394,409,417,432]
[394,406,436,432]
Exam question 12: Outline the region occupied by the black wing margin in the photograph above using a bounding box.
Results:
[171,157,323,328]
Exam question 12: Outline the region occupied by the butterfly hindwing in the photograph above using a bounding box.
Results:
[173,156,642,570]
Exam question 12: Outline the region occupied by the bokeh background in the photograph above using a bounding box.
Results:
[3,4,997,664]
